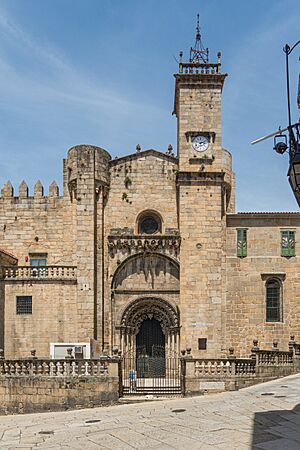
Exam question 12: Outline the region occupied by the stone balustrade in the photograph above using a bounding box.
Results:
[1,266,77,281]
[194,358,256,378]
[0,358,118,377]
[194,359,233,377]
[256,350,293,366]
[179,62,220,75]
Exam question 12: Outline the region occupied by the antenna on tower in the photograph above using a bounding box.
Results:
[190,14,209,64]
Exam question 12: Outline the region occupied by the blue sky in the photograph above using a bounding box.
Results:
[0,0,299,211]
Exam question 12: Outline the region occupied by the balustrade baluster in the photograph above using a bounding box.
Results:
[42,362,49,376]
[4,362,9,375]
[37,361,43,375]
[71,361,76,376]
[15,362,21,375]
[49,362,54,376]
[226,361,231,375]
[219,361,224,375]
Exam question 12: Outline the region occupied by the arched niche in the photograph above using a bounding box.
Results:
[112,253,179,291]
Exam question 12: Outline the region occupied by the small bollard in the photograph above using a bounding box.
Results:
[289,335,295,352]
[251,339,259,359]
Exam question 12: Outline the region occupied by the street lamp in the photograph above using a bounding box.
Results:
[284,41,300,205]
[283,40,300,206]
[251,40,300,206]
[288,151,300,203]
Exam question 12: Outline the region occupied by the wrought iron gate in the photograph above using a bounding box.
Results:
[121,345,181,396]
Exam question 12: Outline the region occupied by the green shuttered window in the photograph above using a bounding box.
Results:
[281,230,295,257]
[237,229,247,257]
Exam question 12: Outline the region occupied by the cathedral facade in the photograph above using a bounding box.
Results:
[1,31,300,363]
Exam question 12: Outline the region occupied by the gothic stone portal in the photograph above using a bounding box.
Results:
[120,297,180,383]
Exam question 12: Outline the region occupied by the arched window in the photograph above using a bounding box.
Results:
[266,279,281,322]
[138,211,162,235]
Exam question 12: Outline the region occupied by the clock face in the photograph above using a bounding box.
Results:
[192,135,209,152]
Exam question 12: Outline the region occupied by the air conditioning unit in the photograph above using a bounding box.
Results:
[74,346,83,359]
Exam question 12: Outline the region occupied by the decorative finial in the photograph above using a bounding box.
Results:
[190,14,209,64]
[136,144,141,153]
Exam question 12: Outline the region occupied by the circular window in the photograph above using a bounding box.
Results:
[139,215,160,234]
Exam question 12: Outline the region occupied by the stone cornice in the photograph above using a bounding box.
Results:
[109,149,178,168]
[177,171,225,185]
[107,235,181,257]
[227,212,300,225]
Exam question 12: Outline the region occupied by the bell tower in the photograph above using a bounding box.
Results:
[174,17,234,357]
[174,15,229,173]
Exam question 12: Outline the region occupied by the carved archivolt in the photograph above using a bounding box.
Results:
[121,297,179,335]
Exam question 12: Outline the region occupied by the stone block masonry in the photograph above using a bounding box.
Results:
[0,358,120,414]
[0,376,119,414]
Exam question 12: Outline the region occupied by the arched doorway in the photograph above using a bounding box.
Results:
[120,297,181,395]
[136,319,165,377]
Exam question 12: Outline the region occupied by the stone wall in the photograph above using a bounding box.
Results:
[105,151,179,349]
[179,181,226,358]
[183,351,300,396]
[3,281,78,358]
[0,358,120,415]
[0,376,119,415]
[106,151,178,233]
[226,213,300,357]
[0,185,75,266]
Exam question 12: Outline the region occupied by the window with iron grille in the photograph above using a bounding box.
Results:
[16,296,32,315]
[281,230,295,257]
[237,229,247,257]
[266,279,281,322]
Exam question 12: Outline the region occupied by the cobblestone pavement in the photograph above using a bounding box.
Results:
[1,374,300,449]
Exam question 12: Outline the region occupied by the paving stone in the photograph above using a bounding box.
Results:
[1,374,300,449]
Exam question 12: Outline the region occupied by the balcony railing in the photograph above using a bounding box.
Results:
[1,266,77,281]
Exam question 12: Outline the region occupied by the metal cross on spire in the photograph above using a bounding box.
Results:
[189,14,209,64]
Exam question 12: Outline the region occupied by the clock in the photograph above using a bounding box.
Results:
[191,135,209,152]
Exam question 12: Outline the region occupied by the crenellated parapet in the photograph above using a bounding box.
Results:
[0,180,60,205]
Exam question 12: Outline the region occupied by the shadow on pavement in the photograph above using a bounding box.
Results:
[251,402,300,449]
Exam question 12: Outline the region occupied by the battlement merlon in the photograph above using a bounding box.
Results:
[0,180,60,203]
